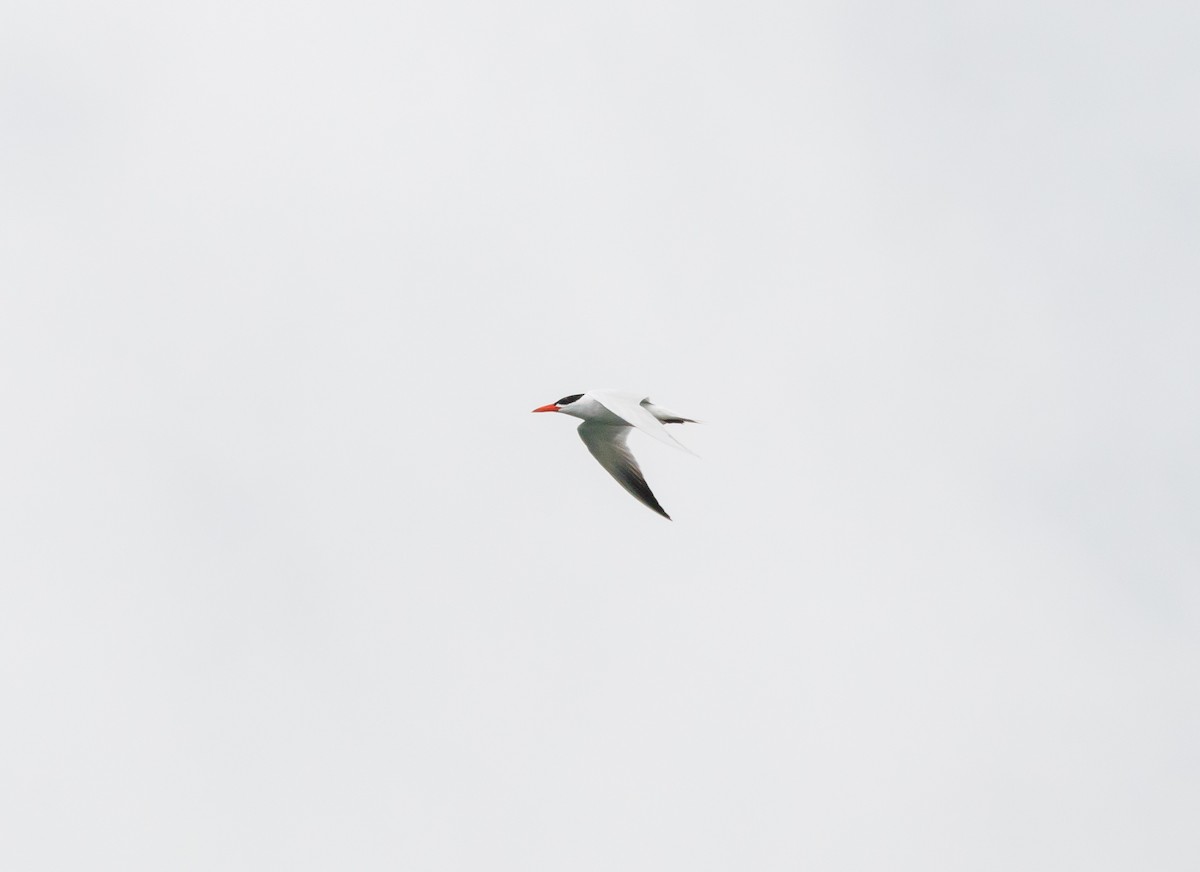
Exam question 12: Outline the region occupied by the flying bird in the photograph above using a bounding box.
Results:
[532,389,698,519]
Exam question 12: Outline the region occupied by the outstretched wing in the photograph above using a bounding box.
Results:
[587,389,696,455]
[577,422,671,519]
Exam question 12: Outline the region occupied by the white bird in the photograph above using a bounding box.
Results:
[532,389,698,519]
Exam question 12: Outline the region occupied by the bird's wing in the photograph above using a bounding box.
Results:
[578,423,671,519]
[641,401,698,424]
[588,389,696,455]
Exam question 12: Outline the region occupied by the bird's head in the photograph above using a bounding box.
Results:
[532,393,586,418]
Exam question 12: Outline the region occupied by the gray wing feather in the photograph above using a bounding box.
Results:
[577,423,671,519]
[587,390,696,455]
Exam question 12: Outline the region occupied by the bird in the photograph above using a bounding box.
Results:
[532,389,698,519]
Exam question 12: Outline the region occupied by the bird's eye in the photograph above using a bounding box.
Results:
[557,394,584,406]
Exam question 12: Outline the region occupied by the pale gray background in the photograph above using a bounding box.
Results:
[3,1,1198,869]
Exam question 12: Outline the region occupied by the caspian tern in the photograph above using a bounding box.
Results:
[532,389,698,519]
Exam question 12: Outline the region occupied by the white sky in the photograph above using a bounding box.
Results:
[3,2,1199,869]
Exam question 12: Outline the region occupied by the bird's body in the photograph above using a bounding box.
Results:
[532,389,698,519]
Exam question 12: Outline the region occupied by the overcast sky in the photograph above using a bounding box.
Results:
[3,1,1199,869]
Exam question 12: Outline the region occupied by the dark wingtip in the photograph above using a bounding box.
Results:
[647,499,671,520]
